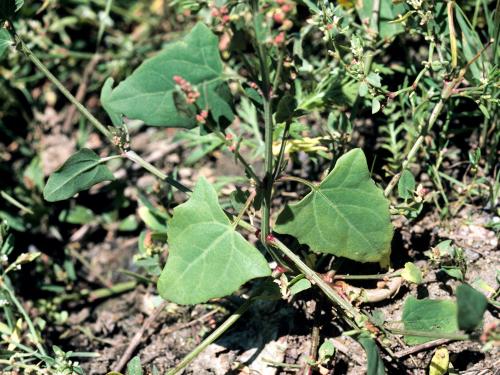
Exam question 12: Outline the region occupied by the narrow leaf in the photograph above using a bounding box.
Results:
[275,148,393,263]
[43,149,115,202]
[357,334,385,375]
[157,177,271,304]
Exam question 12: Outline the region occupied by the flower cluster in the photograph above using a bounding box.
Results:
[271,0,295,46]
[173,75,200,104]
[272,0,294,30]
[196,110,209,124]
[211,4,230,26]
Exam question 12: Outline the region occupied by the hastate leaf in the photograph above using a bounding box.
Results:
[157,177,271,304]
[402,296,458,345]
[102,22,233,128]
[275,148,393,263]
[43,149,115,202]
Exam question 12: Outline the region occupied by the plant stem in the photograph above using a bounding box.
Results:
[384,40,493,197]
[52,280,138,304]
[272,121,291,180]
[166,297,255,375]
[263,358,302,369]
[125,151,191,193]
[250,0,274,242]
[384,95,445,197]
[88,280,138,301]
[99,154,124,163]
[389,329,469,341]
[350,0,381,119]
[9,28,191,194]
[1,284,47,356]
[278,175,317,190]
[269,238,364,329]
[0,191,34,215]
[334,270,401,280]
[370,0,381,36]
[11,32,111,140]
[272,49,285,94]
[232,190,257,229]
[262,99,274,241]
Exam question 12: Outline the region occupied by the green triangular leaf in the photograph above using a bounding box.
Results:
[43,149,115,202]
[275,148,393,263]
[456,284,488,332]
[402,296,459,345]
[398,169,415,199]
[158,177,271,304]
[102,23,233,128]
[401,262,423,285]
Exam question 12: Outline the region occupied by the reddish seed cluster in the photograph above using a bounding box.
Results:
[416,184,430,198]
[273,32,286,45]
[211,5,230,25]
[196,110,209,124]
[273,12,285,24]
[272,0,294,30]
[480,322,498,343]
[225,133,233,141]
[143,230,153,248]
[173,75,200,104]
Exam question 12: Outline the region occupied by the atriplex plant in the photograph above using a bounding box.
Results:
[1,0,498,373]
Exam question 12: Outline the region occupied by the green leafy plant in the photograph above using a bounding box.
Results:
[1,0,498,374]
